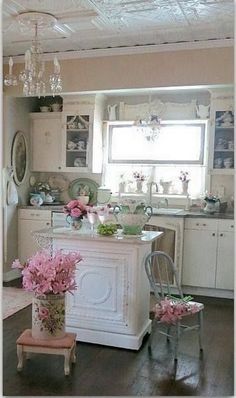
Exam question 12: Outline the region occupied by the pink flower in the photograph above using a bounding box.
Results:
[63,200,87,218]
[71,207,82,217]
[12,259,23,269]
[154,297,198,324]
[38,306,49,320]
[11,249,82,296]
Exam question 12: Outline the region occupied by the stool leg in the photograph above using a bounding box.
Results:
[71,342,76,364]
[17,345,24,371]
[64,349,71,376]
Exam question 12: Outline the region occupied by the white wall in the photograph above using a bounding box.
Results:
[3,96,37,279]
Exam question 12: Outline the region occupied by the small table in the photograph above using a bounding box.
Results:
[16,329,77,375]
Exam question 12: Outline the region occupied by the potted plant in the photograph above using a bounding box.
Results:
[12,249,82,340]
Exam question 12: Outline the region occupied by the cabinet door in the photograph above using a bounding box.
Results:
[182,229,217,288]
[62,113,92,171]
[18,219,51,263]
[209,94,234,175]
[31,117,62,172]
[216,231,234,290]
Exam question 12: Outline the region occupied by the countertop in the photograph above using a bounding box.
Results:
[19,205,234,220]
[33,227,163,245]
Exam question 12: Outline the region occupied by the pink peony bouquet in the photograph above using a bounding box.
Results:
[63,199,87,219]
[12,249,82,296]
[154,296,198,324]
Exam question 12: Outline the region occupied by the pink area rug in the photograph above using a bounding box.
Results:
[3,287,33,319]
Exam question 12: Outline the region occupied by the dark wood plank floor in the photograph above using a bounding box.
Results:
[3,295,233,396]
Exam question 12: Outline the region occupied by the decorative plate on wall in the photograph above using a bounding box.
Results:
[11,131,28,186]
[68,178,99,205]
[48,174,69,192]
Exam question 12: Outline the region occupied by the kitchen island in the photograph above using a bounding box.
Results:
[33,227,163,350]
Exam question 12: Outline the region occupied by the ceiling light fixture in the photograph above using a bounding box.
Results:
[4,12,62,97]
[133,96,161,142]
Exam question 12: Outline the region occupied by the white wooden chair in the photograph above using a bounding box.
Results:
[145,251,204,361]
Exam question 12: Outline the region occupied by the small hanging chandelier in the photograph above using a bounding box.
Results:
[134,114,161,142]
[133,95,162,142]
[4,12,62,97]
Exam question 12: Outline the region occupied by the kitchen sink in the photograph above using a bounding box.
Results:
[152,208,183,215]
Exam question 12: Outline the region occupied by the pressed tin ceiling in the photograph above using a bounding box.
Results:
[2,0,234,58]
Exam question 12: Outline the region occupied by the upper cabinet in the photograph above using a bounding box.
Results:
[209,90,234,175]
[30,94,105,173]
[30,112,62,172]
[62,111,91,171]
[62,94,105,173]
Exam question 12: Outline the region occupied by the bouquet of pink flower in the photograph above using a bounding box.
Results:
[154,295,198,324]
[12,250,82,296]
[63,199,87,219]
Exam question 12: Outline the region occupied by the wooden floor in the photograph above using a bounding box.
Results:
[3,295,234,396]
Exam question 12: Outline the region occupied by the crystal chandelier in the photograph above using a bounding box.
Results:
[134,114,161,142]
[4,12,62,97]
[133,95,162,142]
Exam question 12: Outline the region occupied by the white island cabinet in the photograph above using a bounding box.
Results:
[34,228,162,350]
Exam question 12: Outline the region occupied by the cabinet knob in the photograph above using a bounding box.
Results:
[220,233,223,237]
[230,225,234,228]
[212,233,215,236]
[203,223,206,226]
[46,222,50,226]
[196,223,199,226]
[58,166,61,170]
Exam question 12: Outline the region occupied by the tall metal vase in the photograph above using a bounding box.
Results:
[32,294,66,340]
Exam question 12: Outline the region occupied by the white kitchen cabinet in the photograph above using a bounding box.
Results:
[215,220,234,290]
[62,94,105,173]
[182,218,234,290]
[208,90,234,175]
[30,113,62,172]
[18,209,51,264]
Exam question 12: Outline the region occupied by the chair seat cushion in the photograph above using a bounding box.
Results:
[154,298,204,324]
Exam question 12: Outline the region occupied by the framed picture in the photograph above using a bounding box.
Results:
[11,131,28,185]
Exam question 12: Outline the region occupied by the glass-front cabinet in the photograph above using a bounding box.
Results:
[213,111,234,170]
[65,114,90,169]
[209,91,234,175]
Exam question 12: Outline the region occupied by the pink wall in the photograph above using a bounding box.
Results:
[3,46,233,95]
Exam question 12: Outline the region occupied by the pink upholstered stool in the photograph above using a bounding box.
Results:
[16,329,77,375]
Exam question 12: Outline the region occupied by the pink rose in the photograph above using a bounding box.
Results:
[71,208,82,217]
[38,306,49,320]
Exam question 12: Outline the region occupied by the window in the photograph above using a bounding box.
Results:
[104,120,208,198]
[109,122,205,164]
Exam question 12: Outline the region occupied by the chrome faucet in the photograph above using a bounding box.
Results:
[147,181,158,205]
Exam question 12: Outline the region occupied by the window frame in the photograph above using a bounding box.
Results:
[108,120,206,165]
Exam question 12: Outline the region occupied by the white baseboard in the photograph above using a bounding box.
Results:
[182,285,234,299]
[3,269,21,282]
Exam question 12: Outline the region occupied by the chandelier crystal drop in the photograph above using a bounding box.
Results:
[4,12,62,98]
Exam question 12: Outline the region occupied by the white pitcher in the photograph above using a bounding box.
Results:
[107,104,118,121]
[196,104,210,119]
